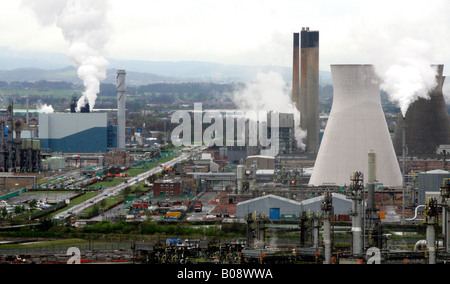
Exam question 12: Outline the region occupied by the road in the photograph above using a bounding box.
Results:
[53,147,206,220]
[186,191,218,221]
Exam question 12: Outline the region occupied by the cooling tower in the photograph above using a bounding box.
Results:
[309,65,402,187]
[300,27,320,154]
[392,65,449,157]
[117,70,127,150]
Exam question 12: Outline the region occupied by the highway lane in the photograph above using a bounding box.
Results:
[53,147,206,220]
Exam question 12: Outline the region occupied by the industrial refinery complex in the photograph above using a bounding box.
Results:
[0,26,450,268]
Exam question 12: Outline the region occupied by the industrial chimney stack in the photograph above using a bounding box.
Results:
[298,27,320,154]
[292,33,300,112]
[117,70,127,150]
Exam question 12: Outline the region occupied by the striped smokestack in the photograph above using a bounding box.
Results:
[301,27,320,154]
[292,33,300,111]
[117,70,127,149]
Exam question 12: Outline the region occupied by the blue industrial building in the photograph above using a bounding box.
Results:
[39,113,117,153]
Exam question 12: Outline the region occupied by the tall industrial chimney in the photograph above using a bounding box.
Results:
[300,27,320,154]
[292,33,300,111]
[309,65,402,187]
[117,70,127,149]
[393,65,449,157]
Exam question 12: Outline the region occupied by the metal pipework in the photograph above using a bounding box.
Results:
[347,172,364,256]
[425,197,439,264]
[402,119,406,225]
[367,151,376,210]
[313,216,320,250]
[321,192,333,264]
[440,180,450,252]
[237,165,244,194]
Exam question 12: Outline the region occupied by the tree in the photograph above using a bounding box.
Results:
[123,187,132,199]
[1,207,7,219]
[14,206,22,215]
[29,199,38,210]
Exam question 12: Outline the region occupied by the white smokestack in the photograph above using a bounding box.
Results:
[117,70,126,149]
[23,0,110,112]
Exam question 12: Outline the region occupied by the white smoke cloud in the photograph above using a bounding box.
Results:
[229,72,306,150]
[22,0,110,111]
[443,77,450,104]
[374,38,438,117]
[37,103,54,114]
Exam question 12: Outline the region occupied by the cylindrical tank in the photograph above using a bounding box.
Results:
[393,65,449,157]
[310,65,402,187]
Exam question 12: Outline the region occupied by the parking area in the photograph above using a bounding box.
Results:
[7,192,79,208]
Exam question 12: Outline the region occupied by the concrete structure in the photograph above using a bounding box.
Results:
[117,70,127,150]
[393,65,449,157]
[300,27,320,154]
[236,193,352,219]
[292,33,300,111]
[39,113,110,153]
[309,65,402,187]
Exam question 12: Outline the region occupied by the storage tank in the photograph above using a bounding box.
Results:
[418,170,450,205]
[309,65,402,187]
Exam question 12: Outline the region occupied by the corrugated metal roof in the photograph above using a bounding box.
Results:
[237,194,302,207]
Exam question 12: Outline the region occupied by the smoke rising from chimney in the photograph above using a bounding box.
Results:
[22,0,110,112]
[37,103,54,114]
[374,38,439,117]
[443,77,450,104]
[228,72,306,150]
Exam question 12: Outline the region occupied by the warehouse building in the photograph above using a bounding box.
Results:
[236,193,352,220]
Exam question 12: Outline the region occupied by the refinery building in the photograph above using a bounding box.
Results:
[37,70,126,154]
[38,112,116,154]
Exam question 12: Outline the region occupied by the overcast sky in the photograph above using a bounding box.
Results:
[0,0,449,72]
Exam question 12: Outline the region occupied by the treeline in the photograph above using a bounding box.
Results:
[0,220,243,240]
[0,80,77,91]
[1,80,240,99]
[99,82,241,97]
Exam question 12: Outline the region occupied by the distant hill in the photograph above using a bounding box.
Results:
[0,47,332,85]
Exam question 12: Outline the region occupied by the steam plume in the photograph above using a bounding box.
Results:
[229,72,306,150]
[374,38,438,116]
[37,103,55,114]
[22,0,110,111]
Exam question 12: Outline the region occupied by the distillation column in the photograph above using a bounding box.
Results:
[441,180,450,253]
[321,193,333,264]
[347,172,364,256]
[425,198,438,264]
